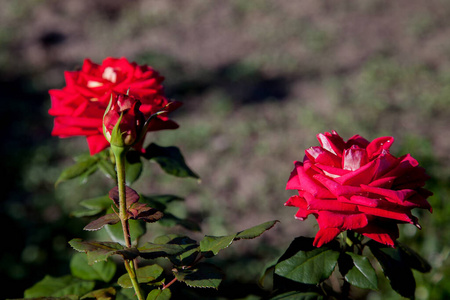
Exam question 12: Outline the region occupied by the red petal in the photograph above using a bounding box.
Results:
[303,193,358,212]
[361,185,416,204]
[286,164,301,190]
[313,228,341,247]
[346,135,370,148]
[86,134,109,155]
[305,146,341,167]
[315,163,350,178]
[342,146,368,171]
[366,136,394,160]
[355,222,399,247]
[316,131,346,156]
[317,211,368,230]
[295,162,334,198]
[357,206,415,224]
[338,195,381,208]
[313,174,363,197]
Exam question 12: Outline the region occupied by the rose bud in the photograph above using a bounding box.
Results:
[103,93,146,148]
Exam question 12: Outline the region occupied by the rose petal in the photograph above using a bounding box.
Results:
[295,162,334,198]
[317,211,368,230]
[346,134,370,148]
[303,192,358,212]
[286,163,301,190]
[305,146,341,167]
[313,227,341,247]
[86,134,109,155]
[366,136,394,159]
[313,174,363,196]
[342,146,368,171]
[357,206,416,224]
[316,131,346,156]
[338,195,381,208]
[355,222,399,247]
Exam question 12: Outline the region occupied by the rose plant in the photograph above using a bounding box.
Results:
[267,131,433,299]
[23,58,277,300]
[21,57,434,300]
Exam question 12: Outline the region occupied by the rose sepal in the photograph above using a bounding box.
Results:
[132,102,177,148]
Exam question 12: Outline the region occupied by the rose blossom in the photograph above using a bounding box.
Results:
[286,130,432,247]
[48,57,181,154]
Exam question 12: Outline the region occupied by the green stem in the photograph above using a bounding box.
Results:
[124,259,144,300]
[114,146,132,248]
[112,145,144,300]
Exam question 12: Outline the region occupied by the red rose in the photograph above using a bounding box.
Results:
[103,93,145,147]
[48,57,181,154]
[286,130,432,247]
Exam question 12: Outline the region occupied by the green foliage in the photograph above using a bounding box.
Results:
[143,143,199,179]
[200,234,236,256]
[343,252,378,290]
[104,219,146,245]
[367,240,429,299]
[69,239,138,265]
[270,291,325,300]
[118,264,164,288]
[275,247,340,284]
[173,263,224,289]
[137,242,185,259]
[24,275,95,298]
[81,287,116,299]
[70,253,116,282]
[146,288,171,300]
[56,150,113,186]
[125,151,143,185]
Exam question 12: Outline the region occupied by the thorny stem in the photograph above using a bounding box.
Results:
[163,277,178,290]
[113,145,144,300]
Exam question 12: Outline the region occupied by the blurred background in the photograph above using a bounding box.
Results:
[1,0,449,299]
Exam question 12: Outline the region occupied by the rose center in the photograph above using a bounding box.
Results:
[102,67,118,83]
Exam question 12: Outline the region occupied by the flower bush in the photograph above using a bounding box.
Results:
[48,57,180,154]
[285,130,432,247]
[23,58,434,300]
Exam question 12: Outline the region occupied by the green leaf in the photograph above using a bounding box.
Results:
[117,287,137,300]
[174,263,224,289]
[118,264,164,288]
[143,143,199,179]
[200,234,236,256]
[259,264,275,288]
[397,242,431,273]
[154,235,200,266]
[138,242,185,259]
[69,238,139,265]
[80,195,112,210]
[72,195,112,218]
[70,252,116,282]
[24,275,95,297]
[125,150,143,185]
[270,291,325,300]
[275,247,340,284]
[81,287,116,299]
[344,252,378,290]
[146,288,171,300]
[104,218,146,244]
[235,220,279,240]
[368,241,416,299]
[56,154,100,186]
[97,157,116,180]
